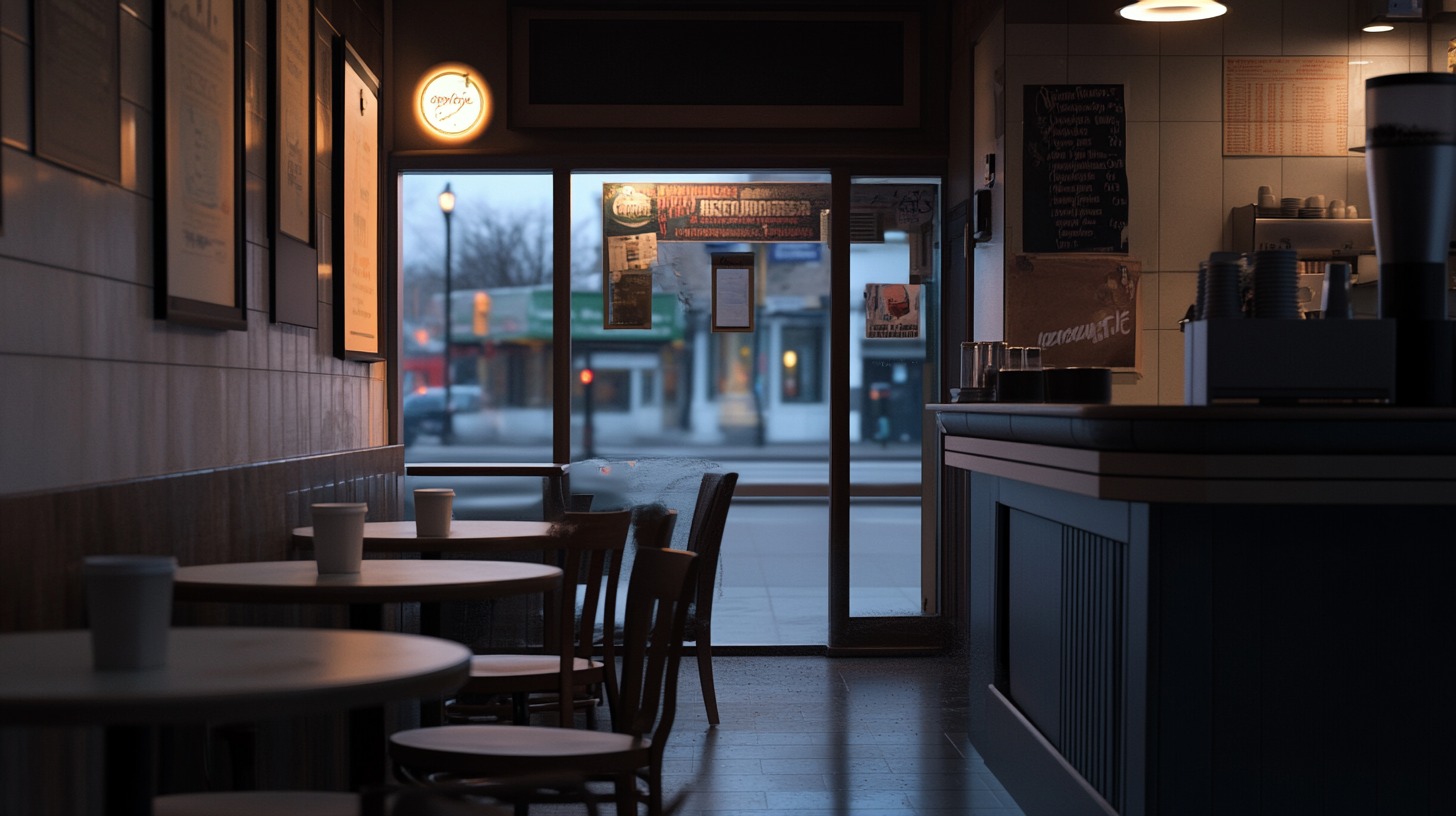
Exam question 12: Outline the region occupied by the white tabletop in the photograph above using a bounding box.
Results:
[0,627,471,727]
[292,519,557,553]
[173,559,561,604]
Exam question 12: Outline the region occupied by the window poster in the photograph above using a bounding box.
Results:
[602,182,829,243]
[865,283,920,339]
[606,271,653,329]
[711,252,755,333]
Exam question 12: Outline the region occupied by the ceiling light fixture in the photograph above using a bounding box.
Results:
[1362,22,1396,32]
[1117,0,1228,22]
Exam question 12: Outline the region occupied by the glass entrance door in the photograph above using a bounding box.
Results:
[398,169,944,651]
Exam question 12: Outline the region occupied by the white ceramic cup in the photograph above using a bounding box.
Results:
[414,488,455,538]
[82,555,176,671]
[311,503,367,574]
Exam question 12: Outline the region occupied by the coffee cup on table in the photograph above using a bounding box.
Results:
[413,488,455,538]
[311,503,367,574]
[82,555,176,671]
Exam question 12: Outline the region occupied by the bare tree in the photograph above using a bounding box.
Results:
[450,205,552,289]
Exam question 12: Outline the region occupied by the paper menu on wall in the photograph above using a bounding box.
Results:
[1223,57,1349,157]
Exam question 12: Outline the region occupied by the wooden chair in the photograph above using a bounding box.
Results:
[390,546,701,816]
[446,509,631,727]
[679,471,738,725]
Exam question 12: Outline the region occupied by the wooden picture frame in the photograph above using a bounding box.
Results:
[269,0,318,327]
[711,253,755,333]
[154,0,246,330]
[34,0,121,183]
[332,40,384,361]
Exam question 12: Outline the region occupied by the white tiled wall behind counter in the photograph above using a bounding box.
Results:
[995,0,1449,405]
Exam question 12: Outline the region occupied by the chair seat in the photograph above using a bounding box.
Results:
[391,724,651,777]
[461,654,604,696]
[153,792,359,816]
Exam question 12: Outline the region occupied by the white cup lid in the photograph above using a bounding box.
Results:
[311,502,368,514]
[414,488,455,495]
[82,555,177,576]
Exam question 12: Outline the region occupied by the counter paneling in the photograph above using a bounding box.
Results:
[943,405,1456,816]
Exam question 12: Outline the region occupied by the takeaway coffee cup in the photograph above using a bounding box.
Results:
[414,488,455,538]
[311,503,367,574]
[82,555,176,671]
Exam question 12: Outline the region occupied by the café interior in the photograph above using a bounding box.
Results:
[3,1,1456,814]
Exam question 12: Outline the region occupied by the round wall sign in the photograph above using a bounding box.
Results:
[416,64,490,139]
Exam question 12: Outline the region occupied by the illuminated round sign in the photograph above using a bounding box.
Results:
[416,64,490,139]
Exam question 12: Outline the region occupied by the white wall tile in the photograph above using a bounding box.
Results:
[1138,271,1161,336]
[1280,157,1349,206]
[1006,55,1069,123]
[1159,122,1224,272]
[1345,156,1371,217]
[1356,23,1417,57]
[119,11,150,108]
[1160,56,1222,122]
[1065,55,1160,121]
[1111,343,1158,404]
[1127,121,1161,270]
[1158,271,1199,328]
[1224,0,1283,56]
[1283,0,1349,55]
[1157,330,1187,405]
[1160,15,1224,56]
[1067,24,1159,56]
[1007,24,1067,56]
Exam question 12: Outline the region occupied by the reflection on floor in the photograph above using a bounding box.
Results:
[530,652,1026,815]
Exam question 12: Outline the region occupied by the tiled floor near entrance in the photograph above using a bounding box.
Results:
[655,652,1024,815]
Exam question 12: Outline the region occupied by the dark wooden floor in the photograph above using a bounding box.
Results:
[537,651,1026,815]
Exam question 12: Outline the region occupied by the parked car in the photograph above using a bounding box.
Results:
[402,385,483,446]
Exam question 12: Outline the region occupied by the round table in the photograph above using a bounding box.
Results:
[173,559,561,606]
[172,560,561,788]
[0,628,471,816]
[290,519,557,554]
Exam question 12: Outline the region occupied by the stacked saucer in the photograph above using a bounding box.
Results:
[1280,197,1302,218]
[1251,249,1299,319]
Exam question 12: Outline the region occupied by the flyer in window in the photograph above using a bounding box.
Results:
[606,232,657,272]
[865,284,920,339]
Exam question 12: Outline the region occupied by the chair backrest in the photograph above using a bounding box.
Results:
[547,509,632,663]
[683,472,737,629]
[615,546,699,750]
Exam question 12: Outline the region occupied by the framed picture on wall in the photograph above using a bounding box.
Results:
[269,0,318,327]
[154,0,246,330]
[332,40,384,361]
[34,0,121,184]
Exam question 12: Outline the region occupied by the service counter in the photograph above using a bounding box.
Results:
[935,404,1456,816]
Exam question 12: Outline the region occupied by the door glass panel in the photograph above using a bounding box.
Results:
[399,173,554,519]
[569,171,831,646]
[848,179,939,618]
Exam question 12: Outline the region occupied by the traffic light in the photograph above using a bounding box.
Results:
[579,368,594,386]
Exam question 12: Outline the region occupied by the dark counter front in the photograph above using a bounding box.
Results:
[936,405,1456,816]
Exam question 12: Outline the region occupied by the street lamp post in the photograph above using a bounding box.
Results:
[438,183,456,443]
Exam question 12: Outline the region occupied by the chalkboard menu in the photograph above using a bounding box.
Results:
[1023,85,1128,253]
